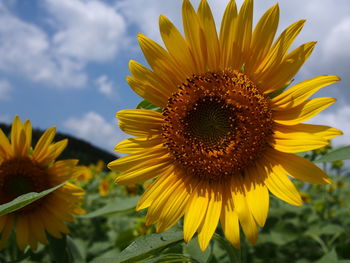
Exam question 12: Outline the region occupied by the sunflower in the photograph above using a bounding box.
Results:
[108,0,342,251]
[0,116,85,251]
[99,179,110,197]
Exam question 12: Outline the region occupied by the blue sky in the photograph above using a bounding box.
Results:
[0,0,349,153]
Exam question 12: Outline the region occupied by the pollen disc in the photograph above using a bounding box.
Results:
[162,70,274,180]
[0,157,51,212]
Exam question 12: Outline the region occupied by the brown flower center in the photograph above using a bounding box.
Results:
[0,157,51,212]
[161,70,274,181]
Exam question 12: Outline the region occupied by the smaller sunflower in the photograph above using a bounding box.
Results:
[0,116,85,251]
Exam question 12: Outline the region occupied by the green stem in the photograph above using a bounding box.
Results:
[213,233,241,263]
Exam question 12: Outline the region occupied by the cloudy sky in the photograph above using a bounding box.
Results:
[0,0,349,153]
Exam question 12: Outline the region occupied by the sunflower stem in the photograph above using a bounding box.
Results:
[213,233,241,263]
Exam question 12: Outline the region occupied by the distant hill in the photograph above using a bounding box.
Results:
[0,123,118,166]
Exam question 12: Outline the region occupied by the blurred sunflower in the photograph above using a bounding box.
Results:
[0,116,85,251]
[108,0,342,251]
[99,178,110,197]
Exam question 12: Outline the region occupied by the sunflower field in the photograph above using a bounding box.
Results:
[1,141,350,263]
[1,0,350,262]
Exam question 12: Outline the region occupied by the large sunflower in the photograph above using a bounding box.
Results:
[0,116,85,250]
[108,0,342,250]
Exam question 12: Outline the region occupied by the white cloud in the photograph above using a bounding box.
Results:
[324,17,350,59]
[0,0,128,89]
[0,79,12,100]
[95,75,114,97]
[45,0,127,62]
[116,0,180,42]
[0,5,86,88]
[63,111,126,152]
[308,104,350,147]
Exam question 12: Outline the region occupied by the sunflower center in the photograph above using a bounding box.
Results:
[0,158,51,212]
[162,70,274,181]
[183,97,235,146]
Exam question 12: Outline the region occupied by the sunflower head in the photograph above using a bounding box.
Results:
[0,116,85,251]
[109,0,342,251]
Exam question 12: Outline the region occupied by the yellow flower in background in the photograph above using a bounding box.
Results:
[74,165,93,183]
[108,0,342,251]
[0,116,85,250]
[96,160,105,172]
[99,178,110,196]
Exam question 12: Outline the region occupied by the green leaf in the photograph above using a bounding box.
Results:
[213,233,240,263]
[267,79,294,99]
[91,230,184,263]
[48,234,72,263]
[136,100,158,110]
[184,237,211,263]
[0,183,64,216]
[79,196,139,218]
[66,236,84,263]
[142,253,201,263]
[314,146,350,162]
[316,249,338,263]
[306,224,344,236]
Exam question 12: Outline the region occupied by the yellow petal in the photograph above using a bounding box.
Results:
[115,161,172,185]
[197,0,220,71]
[115,136,163,153]
[244,166,269,227]
[16,216,29,250]
[156,178,191,232]
[13,129,27,157]
[264,148,331,184]
[137,168,176,210]
[32,126,56,164]
[232,0,253,69]
[254,20,305,78]
[184,181,209,243]
[274,97,336,125]
[145,174,182,226]
[38,139,68,166]
[262,41,316,93]
[108,147,168,172]
[118,109,163,126]
[27,231,38,251]
[0,128,12,159]
[197,183,222,251]
[247,4,279,74]
[219,0,238,68]
[231,178,258,245]
[272,129,328,153]
[39,210,69,238]
[0,215,14,250]
[117,109,163,137]
[261,162,302,206]
[276,123,342,140]
[220,190,240,248]
[22,120,32,156]
[48,159,79,184]
[138,34,186,86]
[28,213,48,245]
[272,75,340,109]
[10,116,23,147]
[129,60,173,105]
[159,15,195,75]
[182,0,207,72]
[127,76,168,108]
